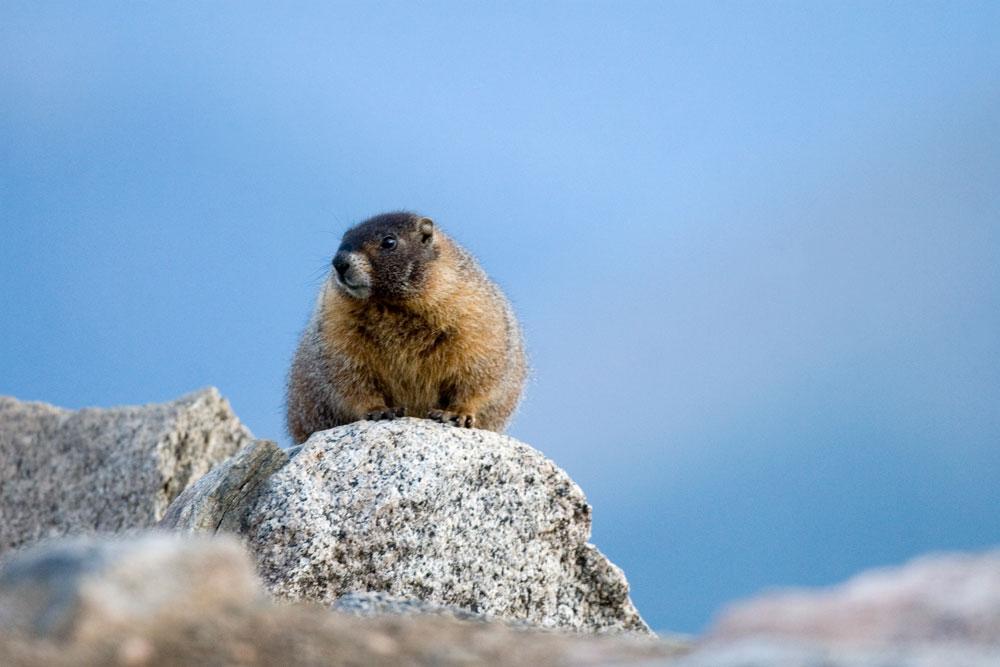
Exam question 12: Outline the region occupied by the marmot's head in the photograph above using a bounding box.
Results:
[331,212,438,301]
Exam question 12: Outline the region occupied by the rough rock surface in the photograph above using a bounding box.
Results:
[710,549,1000,645]
[0,389,253,555]
[334,591,504,624]
[165,418,650,633]
[0,533,681,667]
[159,439,287,533]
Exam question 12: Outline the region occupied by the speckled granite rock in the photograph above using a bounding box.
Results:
[710,550,1000,645]
[0,533,682,666]
[0,389,253,555]
[169,418,649,633]
[333,591,516,625]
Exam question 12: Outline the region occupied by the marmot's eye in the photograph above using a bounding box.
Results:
[380,236,397,250]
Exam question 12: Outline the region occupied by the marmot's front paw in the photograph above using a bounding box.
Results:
[427,410,475,428]
[365,407,405,421]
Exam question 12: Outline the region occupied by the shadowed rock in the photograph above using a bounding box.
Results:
[334,591,501,624]
[0,388,253,556]
[159,439,288,533]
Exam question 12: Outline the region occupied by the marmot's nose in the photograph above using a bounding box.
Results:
[333,253,350,280]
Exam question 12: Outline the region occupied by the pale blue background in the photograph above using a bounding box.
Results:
[2,2,998,633]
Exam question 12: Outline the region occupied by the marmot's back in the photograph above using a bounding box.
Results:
[286,212,527,444]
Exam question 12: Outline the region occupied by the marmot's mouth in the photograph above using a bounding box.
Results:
[334,274,371,299]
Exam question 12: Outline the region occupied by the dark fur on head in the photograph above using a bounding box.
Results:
[332,211,438,302]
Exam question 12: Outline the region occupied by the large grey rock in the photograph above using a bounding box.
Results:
[164,418,650,634]
[0,533,681,666]
[0,388,253,555]
[710,549,1000,646]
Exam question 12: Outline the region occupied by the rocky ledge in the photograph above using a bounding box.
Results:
[3,388,1000,666]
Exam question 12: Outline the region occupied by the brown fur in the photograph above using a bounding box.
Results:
[286,212,527,443]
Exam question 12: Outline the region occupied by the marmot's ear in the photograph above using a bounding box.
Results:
[418,217,434,244]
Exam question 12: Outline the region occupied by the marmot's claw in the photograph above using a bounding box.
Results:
[365,407,404,421]
[427,410,475,428]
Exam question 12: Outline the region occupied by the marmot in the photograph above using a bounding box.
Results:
[286,212,527,443]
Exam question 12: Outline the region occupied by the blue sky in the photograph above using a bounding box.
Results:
[2,2,999,633]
